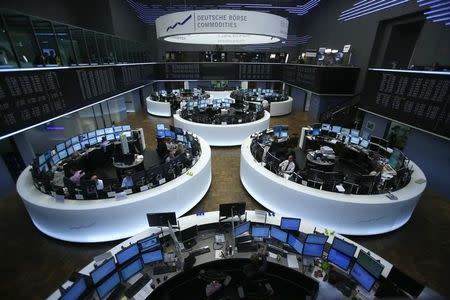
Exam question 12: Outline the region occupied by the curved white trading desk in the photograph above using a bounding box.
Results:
[16,137,212,243]
[146,96,172,117]
[205,90,233,99]
[174,111,271,147]
[269,96,293,117]
[240,137,427,235]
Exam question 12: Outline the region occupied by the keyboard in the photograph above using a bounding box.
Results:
[153,265,177,275]
[124,273,151,298]
[190,246,210,256]
[235,235,252,244]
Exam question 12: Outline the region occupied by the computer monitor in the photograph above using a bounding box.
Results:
[137,235,160,252]
[287,234,303,255]
[356,251,384,278]
[71,136,80,144]
[90,257,116,285]
[305,234,328,245]
[115,243,139,265]
[340,128,350,135]
[96,129,105,136]
[38,154,46,166]
[79,133,88,142]
[106,134,115,141]
[280,217,301,231]
[97,136,104,143]
[146,212,177,227]
[120,257,143,281]
[176,134,184,142]
[51,154,60,165]
[56,143,65,152]
[73,143,82,152]
[181,225,198,242]
[219,202,246,218]
[40,164,49,173]
[141,249,164,265]
[234,221,250,237]
[302,243,324,257]
[331,126,341,133]
[327,248,352,271]
[156,124,165,130]
[350,129,360,137]
[312,128,320,136]
[164,130,172,138]
[251,225,270,238]
[270,226,287,243]
[122,125,131,131]
[359,139,369,148]
[58,150,68,160]
[81,140,90,149]
[96,272,120,299]
[88,131,96,138]
[351,262,376,291]
[65,140,72,148]
[321,124,331,131]
[67,146,74,156]
[60,276,88,300]
[114,126,123,133]
[89,138,97,146]
[104,127,114,134]
[280,131,288,138]
[331,237,357,257]
[350,136,360,145]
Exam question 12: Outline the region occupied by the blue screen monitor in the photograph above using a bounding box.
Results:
[124,131,132,138]
[71,136,80,144]
[106,134,115,141]
[81,140,90,149]
[331,126,341,133]
[234,221,250,237]
[312,128,320,136]
[287,234,303,255]
[96,272,120,299]
[340,128,350,135]
[328,248,352,271]
[137,235,160,252]
[120,258,143,281]
[79,133,88,141]
[65,140,72,147]
[38,154,46,165]
[40,164,49,172]
[114,126,123,133]
[142,249,164,265]
[359,139,369,148]
[351,262,376,291]
[156,130,165,138]
[105,127,114,134]
[90,257,116,285]
[321,123,331,131]
[60,276,87,300]
[361,131,370,140]
[88,131,96,138]
[89,138,97,146]
[164,130,172,138]
[157,124,165,130]
[280,217,301,231]
[58,150,68,160]
[303,243,324,257]
[67,146,74,156]
[350,129,360,137]
[350,136,360,145]
[56,143,65,152]
[51,154,60,164]
[122,125,131,131]
[305,234,328,245]
[251,225,270,238]
[270,226,287,243]
[331,237,357,257]
[97,136,104,143]
[115,244,139,265]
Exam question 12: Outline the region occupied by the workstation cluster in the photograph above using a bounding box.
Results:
[51,204,427,300]
[146,88,209,117]
[30,125,200,201]
[231,88,293,116]
[252,124,412,195]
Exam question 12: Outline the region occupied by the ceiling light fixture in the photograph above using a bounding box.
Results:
[156,10,288,45]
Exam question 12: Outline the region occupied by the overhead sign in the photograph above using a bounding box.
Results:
[156,10,288,45]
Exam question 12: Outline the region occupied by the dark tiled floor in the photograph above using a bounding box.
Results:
[1,109,449,299]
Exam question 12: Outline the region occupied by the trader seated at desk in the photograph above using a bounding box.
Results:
[69,167,85,187]
[243,246,269,295]
[121,171,134,189]
[278,154,295,178]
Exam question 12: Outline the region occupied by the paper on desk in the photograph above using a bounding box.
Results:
[215,250,224,259]
[268,252,278,259]
[133,282,153,300]
[287,254,299,269]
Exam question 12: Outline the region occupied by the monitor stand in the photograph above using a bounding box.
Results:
[183,239,197,250]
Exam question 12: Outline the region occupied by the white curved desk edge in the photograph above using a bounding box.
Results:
[17,137,212,242]
[240,136,426,235]
[269,96,293,117]
[146,96,172,117]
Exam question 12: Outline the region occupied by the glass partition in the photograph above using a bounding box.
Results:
[54,24,77,65]
[31,19,61,66]
[84,30,99,64]
[0,17,18,68]
[104,35,117,64]
[69,28,89,65]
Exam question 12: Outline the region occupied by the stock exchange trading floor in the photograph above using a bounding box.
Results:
[1,110,449,299]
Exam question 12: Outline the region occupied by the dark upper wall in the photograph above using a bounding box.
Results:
[108,0,149,42]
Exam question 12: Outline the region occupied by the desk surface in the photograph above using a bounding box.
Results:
[48,210,442,300]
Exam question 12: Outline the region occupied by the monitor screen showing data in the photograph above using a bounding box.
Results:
[138,236,160,252]
[331,237,357,257]
[305,234,328,245]
[90,257,116,285]
[96,272,120,299]
[351,262,376,291]
[120,258,143,281]
[234,222,250,237]
[60,277,87,300]
[251,225,270,238]
[328,248,352,271]
[142,249,163,265]
[115,244,139,265]
[280,217,301,231]
[270,226,287,243]
[303,243,324,257]
[287,234,303,255]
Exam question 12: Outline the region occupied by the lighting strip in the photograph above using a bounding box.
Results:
[339,0,411,21]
